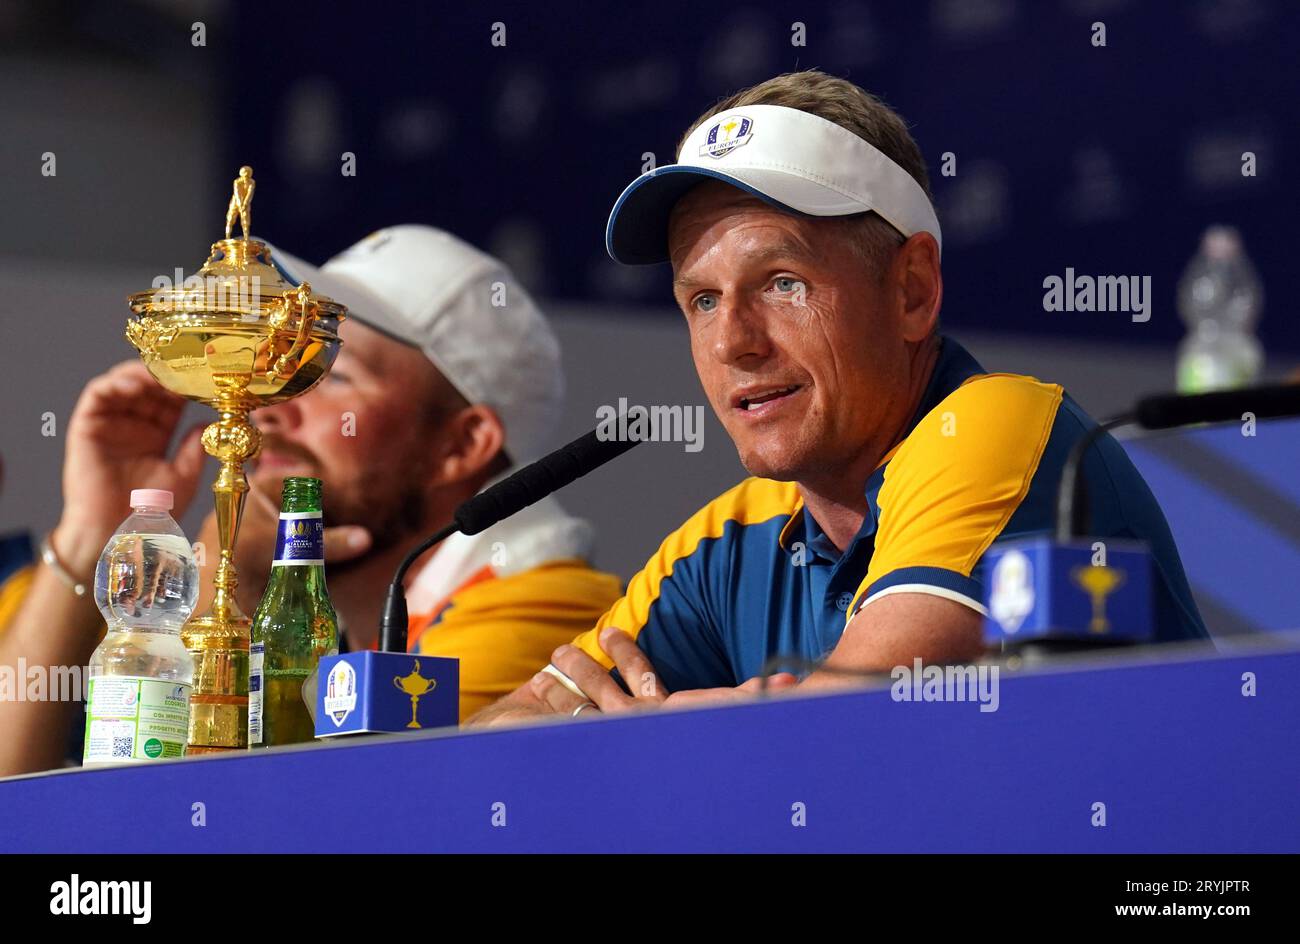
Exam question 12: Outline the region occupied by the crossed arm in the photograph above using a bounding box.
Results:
[465,590,983,726]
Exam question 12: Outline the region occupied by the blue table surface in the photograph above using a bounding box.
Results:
[2,642,1296,853]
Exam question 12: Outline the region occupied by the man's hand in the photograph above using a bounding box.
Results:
[0,360,209,777]
[53,360,207,576]
[194,481,371,615]
[235,479,372,599]
[531,626,798,716]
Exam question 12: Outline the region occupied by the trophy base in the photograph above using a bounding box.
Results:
[182,610,251,752]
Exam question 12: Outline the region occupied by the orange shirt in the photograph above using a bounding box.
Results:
[407,558,621,721]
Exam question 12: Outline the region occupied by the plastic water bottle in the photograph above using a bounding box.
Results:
[83,489,197,765]
[1175,225,1264,393]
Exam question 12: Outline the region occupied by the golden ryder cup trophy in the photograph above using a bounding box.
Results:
[125,167,347,752]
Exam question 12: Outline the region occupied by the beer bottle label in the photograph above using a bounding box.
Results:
[248,643,264,745]
[272,511,324,566]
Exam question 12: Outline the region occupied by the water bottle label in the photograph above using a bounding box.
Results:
[248,643,264,745]
[83,677,191,764]
[273,512,324,566]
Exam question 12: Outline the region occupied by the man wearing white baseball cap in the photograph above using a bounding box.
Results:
[192,225,622,721]
[474,70,1205,725]
[1,225,622,774]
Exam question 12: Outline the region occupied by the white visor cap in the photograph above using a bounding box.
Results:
[606,103,941,265]
[268,225,564,463]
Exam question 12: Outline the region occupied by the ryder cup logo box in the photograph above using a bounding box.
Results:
[316,652,459,737]
[983,537,1154,645]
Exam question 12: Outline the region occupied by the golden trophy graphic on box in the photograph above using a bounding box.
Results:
[393,661,439,729]
[125,167,347,752]
[1071,564,1127,635]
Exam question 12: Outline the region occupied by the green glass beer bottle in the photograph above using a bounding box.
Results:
[248,476,338,748]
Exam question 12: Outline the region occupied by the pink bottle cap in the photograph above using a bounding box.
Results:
[130,488,174,510]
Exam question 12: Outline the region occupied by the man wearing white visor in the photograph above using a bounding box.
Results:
[474,70,1205,725]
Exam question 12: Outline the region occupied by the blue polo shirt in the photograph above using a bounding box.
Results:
[572,336,1208,690]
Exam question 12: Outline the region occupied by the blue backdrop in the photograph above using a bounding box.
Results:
[221,0,1297,351]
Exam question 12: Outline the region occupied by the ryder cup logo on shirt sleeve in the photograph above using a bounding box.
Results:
[699,114,753,159]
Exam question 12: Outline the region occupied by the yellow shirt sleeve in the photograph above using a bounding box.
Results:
[0,564,35,639]
[850,374,1063,618]
[412,559,622,721]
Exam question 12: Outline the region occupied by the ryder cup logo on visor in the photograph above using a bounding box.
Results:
[699,114,753,159]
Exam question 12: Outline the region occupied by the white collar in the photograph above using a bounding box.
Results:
[404,477,595,615]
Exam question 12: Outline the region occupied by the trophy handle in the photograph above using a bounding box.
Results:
[124,318,178,364]
[265,283,318,381]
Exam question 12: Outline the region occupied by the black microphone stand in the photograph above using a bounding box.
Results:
[378,522,459,654]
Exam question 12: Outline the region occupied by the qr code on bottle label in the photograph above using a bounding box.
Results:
[111,736,133,759]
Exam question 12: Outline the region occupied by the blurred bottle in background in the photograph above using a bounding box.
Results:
[1176,225,1264,393]
[84,489,197,765]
